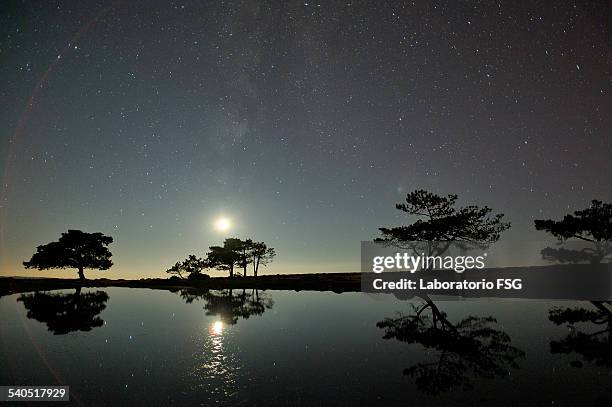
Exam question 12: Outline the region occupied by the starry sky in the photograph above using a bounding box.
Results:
[1,0,610,278]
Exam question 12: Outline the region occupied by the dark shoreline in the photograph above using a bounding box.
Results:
[0,273,363,297]
[2,264,611,299]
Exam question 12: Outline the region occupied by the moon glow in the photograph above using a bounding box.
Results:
[214,217,231,232]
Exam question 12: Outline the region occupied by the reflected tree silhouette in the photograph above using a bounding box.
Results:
[540,246,607,265]
[377,297,524,395]
[549,301,612,367]
[17,288,109,335]
[177,288,273,325]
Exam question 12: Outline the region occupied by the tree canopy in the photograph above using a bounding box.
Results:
[165,254,207,279]
[168,238,276,278]
[376,190,511,255]
[540,246,600,265]
[535,200,612,242]
[250,242,276,277]
[377,300,524,394]
[23,230,113,280]
[206,240,243,277]
[548,302,612,368]
[176,288,274,325]
[18,288,109,335]
[535,200,612,263]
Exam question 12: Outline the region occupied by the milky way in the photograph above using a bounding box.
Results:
[1,1,610,277]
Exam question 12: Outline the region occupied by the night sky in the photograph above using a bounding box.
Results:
[1,1,610,278]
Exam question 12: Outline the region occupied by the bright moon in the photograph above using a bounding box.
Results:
[214,217,231,232]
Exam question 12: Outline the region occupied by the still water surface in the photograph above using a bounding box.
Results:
[1,287,611,406]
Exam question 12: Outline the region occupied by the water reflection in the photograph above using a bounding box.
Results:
[174,289,273,403]
[377,296,524,395]
[6,288,612,405]
[211,320,224,335]
[17,288,109,335]
[549,301,612,367]
[176,288,274,325]
[189,314,241,403]
[193,319,235,387]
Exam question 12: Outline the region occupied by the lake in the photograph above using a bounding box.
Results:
[1,287,611,406]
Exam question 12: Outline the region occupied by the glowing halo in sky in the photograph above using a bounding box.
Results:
[214,217,231,232]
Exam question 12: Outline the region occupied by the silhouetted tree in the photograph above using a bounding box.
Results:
[206,239,243,277]
[176,288,273,324]
[202,289,242,324]
[17,288,109,335]
[548,301,612,367]
[377,299,524,395]
[23,230,113,280]
[236,238,254,277]
[165,254,207,279]
[535,200,612,263]
[202,238,276,278]
[540,246,600,264]
[244,288,274,316]
[250,242,276,276]
[376,190,510,257]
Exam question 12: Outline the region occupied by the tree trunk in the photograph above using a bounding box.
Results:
[71,287,81,314]
[229,265,234,278]
[77,266,85,280]
[242,250,248,277]
[591,301,612,343]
